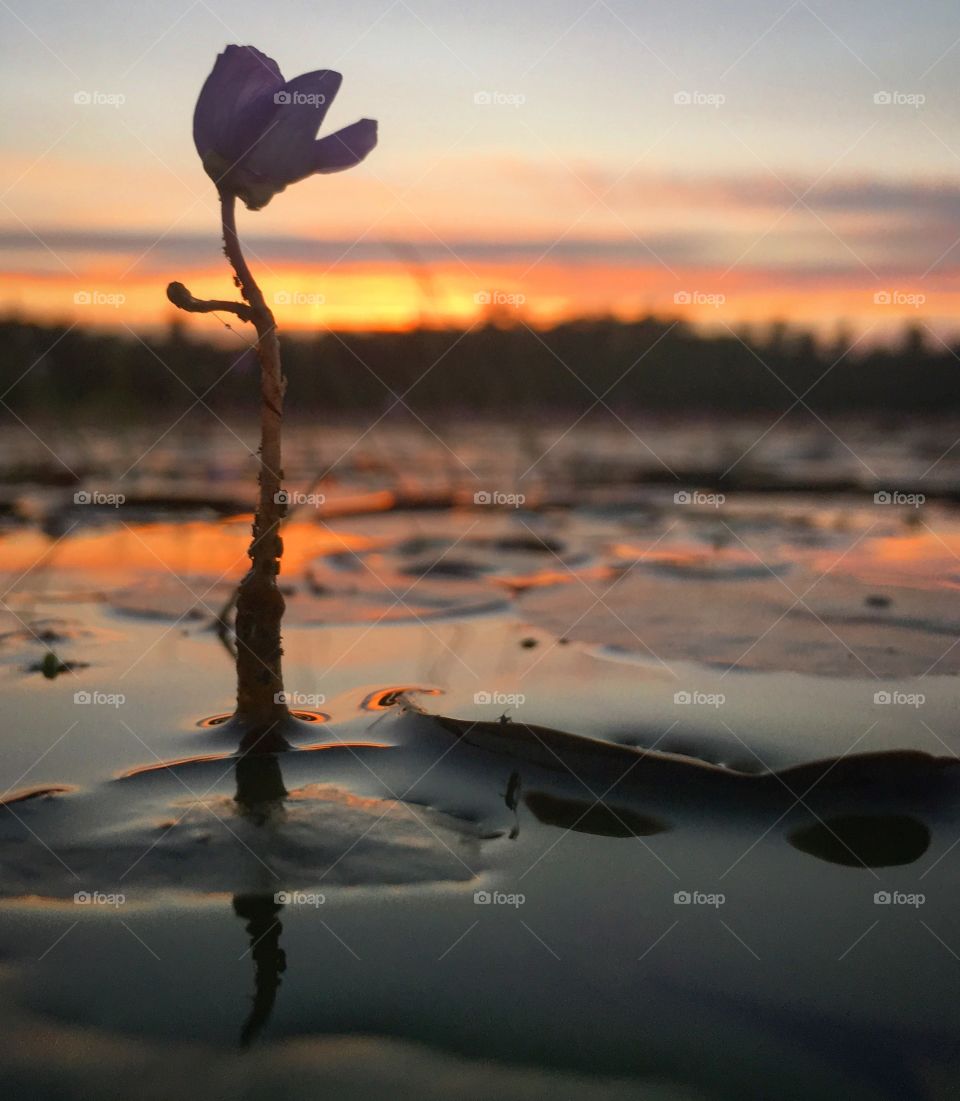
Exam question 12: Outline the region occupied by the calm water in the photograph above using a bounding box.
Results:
[1,417,959,1100]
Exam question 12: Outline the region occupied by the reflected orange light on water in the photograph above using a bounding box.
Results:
[0,519,372,581]
[824,527,960,589]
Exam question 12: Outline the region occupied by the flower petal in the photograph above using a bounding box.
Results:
[276,69,342,129]
[242,70,344,184]
[193,45,284,165]
[311,118,379,175]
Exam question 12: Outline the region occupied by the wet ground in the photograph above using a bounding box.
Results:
[2,417,960,1099]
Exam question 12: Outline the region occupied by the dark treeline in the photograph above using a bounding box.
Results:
[0,315,954,420]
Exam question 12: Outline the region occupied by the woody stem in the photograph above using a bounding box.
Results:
[220,191,289,745]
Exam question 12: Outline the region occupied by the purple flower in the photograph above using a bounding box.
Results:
[193,45,377,210]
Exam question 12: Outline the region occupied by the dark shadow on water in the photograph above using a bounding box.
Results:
[234,751,288,824]
[524,790,669,838]
[504,770,521,840]
[232,752,289,1047]
[232,892,287,1049]
[787,814,931,867]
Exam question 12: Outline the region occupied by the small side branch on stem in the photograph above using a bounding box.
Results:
[165,281,254,323]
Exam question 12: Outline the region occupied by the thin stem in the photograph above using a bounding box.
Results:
[220,191,289,744]
[220,191,266,311]
[166,191,291,745]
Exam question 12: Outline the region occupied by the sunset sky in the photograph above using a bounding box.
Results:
[3,0,960,338]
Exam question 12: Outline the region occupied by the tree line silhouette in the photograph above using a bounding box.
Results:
[0,315,953,421]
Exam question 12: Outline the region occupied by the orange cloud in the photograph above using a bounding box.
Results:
[3,257,960,338]
[4,152,960,336]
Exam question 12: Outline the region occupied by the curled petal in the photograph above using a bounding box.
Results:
[276,69,342,130]
[312,118,379,175]
[193,45,283,164]
[243,70,344,183]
